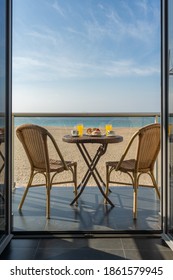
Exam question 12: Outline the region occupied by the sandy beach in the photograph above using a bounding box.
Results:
[13,126,161,187]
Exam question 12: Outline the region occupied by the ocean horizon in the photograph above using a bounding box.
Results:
[14,116,159,128]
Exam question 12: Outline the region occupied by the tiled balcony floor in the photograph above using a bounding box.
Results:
[1,236,173,260]
[12,186,161,232]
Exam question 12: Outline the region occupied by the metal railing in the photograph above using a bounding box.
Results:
[12,112,161,188]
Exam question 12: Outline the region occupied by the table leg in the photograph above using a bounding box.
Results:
[81,144,111,194]
[82,144,106,187]
[76,143,103,189]
[70,143,114,207]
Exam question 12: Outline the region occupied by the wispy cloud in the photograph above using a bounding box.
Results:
[82,2,159,47]
[51,0,65,17]
[13,52,159,84]
[13,56,44,68]
[27,30,58,46]
[137,0,149,15]
[105,60,159,77]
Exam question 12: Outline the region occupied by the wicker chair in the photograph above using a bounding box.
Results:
[16,124,77,219]
[105,123,161,219]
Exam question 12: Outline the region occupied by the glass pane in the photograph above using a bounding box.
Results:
[168,0,173,235]
[0,0,6,241]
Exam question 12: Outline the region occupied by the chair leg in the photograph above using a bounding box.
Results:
[18,171,34,210]
[133,175,138,219]
[150,171,160,199]
[46,174,51,219]
[104,165,109,204]
[73,164,78,205]
[18,186,30,210]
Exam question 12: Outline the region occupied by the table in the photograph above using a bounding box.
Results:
[62,134,123,206]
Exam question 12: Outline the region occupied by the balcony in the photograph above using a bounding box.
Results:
[12,113,161,233]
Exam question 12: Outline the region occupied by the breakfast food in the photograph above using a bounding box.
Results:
[86,127,101,136]
[86,128,93,135]
[92,130,101,136]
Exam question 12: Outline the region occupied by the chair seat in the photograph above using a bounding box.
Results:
[106,159,150,173]
[49,159,77,172]
[34,159,77,173]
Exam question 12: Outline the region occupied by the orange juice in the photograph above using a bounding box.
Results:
[105,124,112,136]
[77,124,84,136]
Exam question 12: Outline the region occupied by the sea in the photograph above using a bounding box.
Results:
[14,116,160,128]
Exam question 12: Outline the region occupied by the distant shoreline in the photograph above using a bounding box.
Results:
[14,116,158,129]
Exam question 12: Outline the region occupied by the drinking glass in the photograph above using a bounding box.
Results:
[77,124,84,136]
[105,124,112,136]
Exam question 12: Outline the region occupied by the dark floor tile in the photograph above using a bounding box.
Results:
[124,249,173,260]
[8,238,40,248]
[121,238,170,251]
[0,238,40,260]
[0,247,36,260]
[38,238,90,249]
[38,237,123,250]
[158,250,173,260]
[1,237,173,260]
[88,238,123,249]
[34,247,125,260]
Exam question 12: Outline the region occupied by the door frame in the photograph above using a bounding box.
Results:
[0,0,13,254]
[161,0,173,249]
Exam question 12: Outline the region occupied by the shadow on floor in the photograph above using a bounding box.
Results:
[12,186,161,232]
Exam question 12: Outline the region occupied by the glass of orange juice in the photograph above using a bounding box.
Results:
[105,124,112,136]
[77,124,84,136]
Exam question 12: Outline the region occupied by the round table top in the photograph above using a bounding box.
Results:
[62,134,123,144]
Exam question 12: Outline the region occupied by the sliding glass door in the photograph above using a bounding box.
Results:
[0,0,12,253]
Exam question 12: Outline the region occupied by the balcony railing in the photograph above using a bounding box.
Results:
[12,112,160,187]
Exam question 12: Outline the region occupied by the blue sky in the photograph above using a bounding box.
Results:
[12,0,161,113]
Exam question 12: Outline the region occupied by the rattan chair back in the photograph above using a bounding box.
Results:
[135,123,160,171]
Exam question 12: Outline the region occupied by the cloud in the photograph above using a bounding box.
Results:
[13,56,45,71]
[52,0,65,17]
[137,0,149,15]
[13,1,160,82]
[26,27,63,48]
[103,60,160,77]
[83,1,159,46]
[13,51,160,85]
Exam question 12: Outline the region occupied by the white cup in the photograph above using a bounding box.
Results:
[71,129,79,136]
[107,130,115,136]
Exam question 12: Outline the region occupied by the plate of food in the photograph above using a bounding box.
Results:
[86,127,102,136]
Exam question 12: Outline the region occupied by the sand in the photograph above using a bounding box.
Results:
[13,126,161,187]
